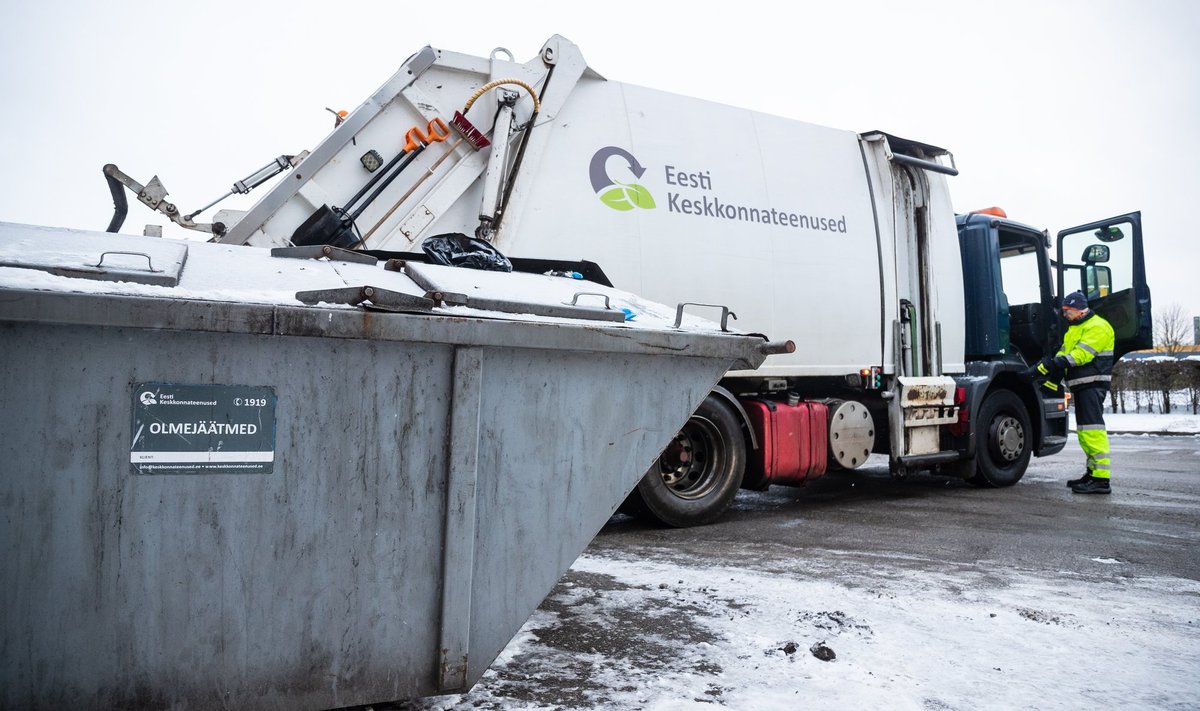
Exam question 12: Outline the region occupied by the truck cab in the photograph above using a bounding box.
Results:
[959,209,1150,366]
[953,209,1151,484]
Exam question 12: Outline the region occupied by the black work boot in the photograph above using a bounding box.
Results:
[1071,475,1111,495]
[1067,471,1092,487]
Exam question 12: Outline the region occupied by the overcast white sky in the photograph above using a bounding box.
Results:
[1,0,1197,323]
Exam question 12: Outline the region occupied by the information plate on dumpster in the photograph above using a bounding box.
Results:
[130,383,276,475]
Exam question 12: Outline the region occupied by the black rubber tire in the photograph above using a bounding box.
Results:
[625,394,746,527]
[968,389,1032,488]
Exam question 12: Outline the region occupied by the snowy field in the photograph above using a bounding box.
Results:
[1099,412,1200,434]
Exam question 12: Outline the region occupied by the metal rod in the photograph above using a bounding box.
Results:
[889,153,958,176]
[758,340,796,355]
[186,190,234,220]
[103,164,129,233]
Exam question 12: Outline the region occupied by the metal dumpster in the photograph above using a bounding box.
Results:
[0,223,770,710]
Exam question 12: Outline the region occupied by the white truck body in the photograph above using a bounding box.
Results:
[229,37,964,381]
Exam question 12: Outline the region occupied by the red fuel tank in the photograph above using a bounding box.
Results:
[743,399,829,486]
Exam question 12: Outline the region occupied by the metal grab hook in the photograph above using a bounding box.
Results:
[403,118,451,153]
[94,251,162,273]
[563,292,612,309]
[673,302,737,332]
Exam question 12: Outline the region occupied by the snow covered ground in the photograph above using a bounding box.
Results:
[1099,412,1200,435]
[411,552,1200,710]
[402,416,1200,711]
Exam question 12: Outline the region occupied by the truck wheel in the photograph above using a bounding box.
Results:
[628,394,745,527]
[969,389,1031,487]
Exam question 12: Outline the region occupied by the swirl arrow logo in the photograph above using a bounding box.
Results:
[589,146,656,211]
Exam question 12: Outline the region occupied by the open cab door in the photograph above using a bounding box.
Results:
[1056,211,1152,359]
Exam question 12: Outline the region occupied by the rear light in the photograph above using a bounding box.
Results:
[946,386,969,436]
[859,366,883,389]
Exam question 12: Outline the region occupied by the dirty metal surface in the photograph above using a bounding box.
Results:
[0,289,761,709]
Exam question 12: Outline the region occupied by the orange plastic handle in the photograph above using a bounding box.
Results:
[404,118,451,152]
[427,117,449,141]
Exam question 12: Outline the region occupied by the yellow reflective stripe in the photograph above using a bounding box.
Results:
[1037,362,1049,375]
[1042,380,1059,391]
[1067,375,1112,386]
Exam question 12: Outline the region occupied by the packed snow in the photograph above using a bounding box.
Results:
[411,550,1200,710]
[409,418,1200,711]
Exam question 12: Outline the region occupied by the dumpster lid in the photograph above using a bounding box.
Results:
[0,225,187,287]
[398,261,628,323]
[0,222,736,333]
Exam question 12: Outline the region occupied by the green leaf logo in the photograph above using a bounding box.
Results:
[600,186,635,211]
[626,183,656,209]
[599,183,656,212]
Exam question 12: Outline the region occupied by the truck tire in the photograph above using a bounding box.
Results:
[968,389,1031,488]
[626,393,745,527]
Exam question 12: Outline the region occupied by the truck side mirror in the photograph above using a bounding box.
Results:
[1081,244,1110,263]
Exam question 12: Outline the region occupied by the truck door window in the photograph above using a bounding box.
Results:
[1060,220,1135,300]
[999,246,1041,305]
[997,231,1050,363]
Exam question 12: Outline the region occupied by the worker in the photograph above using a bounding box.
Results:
[1027,291,1115,494]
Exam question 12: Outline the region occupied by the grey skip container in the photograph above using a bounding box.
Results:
[0,225,768,710]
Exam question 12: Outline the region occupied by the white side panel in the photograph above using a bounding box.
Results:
[858,138,964,377]
[926,176,966,374]
[861,140,900,376]
[498,80,885,377]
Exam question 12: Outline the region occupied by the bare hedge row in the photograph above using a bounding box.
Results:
[1109,358,1200,415]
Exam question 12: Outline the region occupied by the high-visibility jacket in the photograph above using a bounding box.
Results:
[1058,311,1115,391]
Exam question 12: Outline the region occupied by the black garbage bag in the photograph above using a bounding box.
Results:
[421,233,513,272]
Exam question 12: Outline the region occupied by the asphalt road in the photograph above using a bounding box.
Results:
[593,433,1200,583]
[397,434,1200,710]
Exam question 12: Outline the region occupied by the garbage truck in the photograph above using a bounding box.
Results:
[100,35,1151,532]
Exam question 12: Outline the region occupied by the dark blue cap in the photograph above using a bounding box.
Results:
[1062,291,1089,310]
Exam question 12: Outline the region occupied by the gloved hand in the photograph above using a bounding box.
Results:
[1038,378,1061,395]
[1027,355,1069,380]
[1024,357,1051,379]
[1024,356,1064,396]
